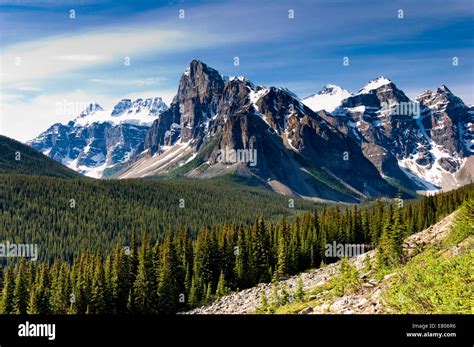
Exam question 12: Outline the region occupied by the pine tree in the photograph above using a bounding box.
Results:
[251,217,270,283]
[258,291,269,314]
[295,276,305,302]
[133,237,158,314]
[205,282,213,304]
[279,284,289,305]
[276,228,287,278]
[13,259,29,314]
[28,263,50,314]
[49,260,70,314]
[390,194,405,263]
[1,265,15,314]
[188,275,198,307]
[157,236,179,314]
[111,246,130,314]
[216,271,226,298]
[90,258,107,314]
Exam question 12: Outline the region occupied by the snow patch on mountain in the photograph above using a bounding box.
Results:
[358,77,392,94]
[74,98,168,127]
[302,84,352,113]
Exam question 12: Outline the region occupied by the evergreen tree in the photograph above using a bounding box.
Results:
[133,237,158,314]
[90,258,107,314]
[216,271,226,298]
[111,246,130,314]
[295,276,305,302]
[188,276,198,307]
[28,263,50,314]
[276,225,288,278]
[250,218,270,283]
[157,236,179,314]
[205,282,213,304]
[49,261,70,314]
[13,259,29,314]
[1,266,15,314]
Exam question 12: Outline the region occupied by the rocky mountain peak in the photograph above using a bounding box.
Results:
[112,99,133,116]
[79,102,103,117]
[319,84,348,95]
[437,84,453,94]
[303,84,351,113]
[358,76,393,94]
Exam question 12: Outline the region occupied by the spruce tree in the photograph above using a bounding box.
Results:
[49,260,70,314]
[90,258,107,314]
[295,276,305,302]
[1,265,15,314]
[205,282,213,304]
[251,217,270,283]
[28,263,50,314]
[111,246,130,314]
[276,230,287,278]
[13,259,29,314]
[216,271,226,298]
[157,236,179,314]
[133,237,158,314]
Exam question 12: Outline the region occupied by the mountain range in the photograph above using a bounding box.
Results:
[28,60,474,201]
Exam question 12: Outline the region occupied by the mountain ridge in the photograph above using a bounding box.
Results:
[27,59,473,200]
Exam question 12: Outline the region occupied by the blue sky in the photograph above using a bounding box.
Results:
[0,0,473,141]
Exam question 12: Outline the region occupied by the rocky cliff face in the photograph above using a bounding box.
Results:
[144,60,225,154]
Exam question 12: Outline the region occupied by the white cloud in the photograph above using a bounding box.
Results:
[0,20,232,142]
[89,77,167,87]
[0,27,226,86]
[0,90,115,142]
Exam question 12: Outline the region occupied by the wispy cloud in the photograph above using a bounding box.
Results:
[0,0,472,142]
[0,27,231,86]
[88,77,167,86]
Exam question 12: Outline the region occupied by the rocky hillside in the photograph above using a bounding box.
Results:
[185,208,468,314]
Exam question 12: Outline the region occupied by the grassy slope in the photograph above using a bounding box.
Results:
[382,200,473,314]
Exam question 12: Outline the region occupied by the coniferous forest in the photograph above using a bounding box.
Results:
[0,173,471,314]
